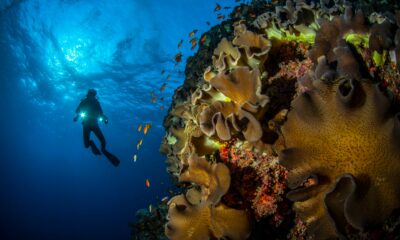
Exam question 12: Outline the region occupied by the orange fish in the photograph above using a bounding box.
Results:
[214,3,221,12]
[188,29,198,37]
[250,13,256,18]
[177,39,183,48]
[190,38,198,45]
[175,52,182,63]
[143,124,152,135]
[200,35,207,43]
[137,124,142,132]
[236,7,241,11]
[151,96,157,103]
[145,179,150,188]
[191,43,197,50]
[160,83,166,92]
[217,15,225,21]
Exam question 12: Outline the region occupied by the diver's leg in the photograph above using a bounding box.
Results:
[92,126,106,151]
[85,125,101,155]
[93,126,120,167]
[83,126,91,148]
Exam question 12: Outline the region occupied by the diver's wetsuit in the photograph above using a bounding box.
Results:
[75,96,120,166]
[76,97,106,151]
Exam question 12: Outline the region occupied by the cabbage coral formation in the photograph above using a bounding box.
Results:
[162,0,400,239]
[163,21,297,239]
[165,154,250,240]
[279,6,400,239]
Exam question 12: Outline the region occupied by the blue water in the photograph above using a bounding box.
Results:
[0,0,242,239]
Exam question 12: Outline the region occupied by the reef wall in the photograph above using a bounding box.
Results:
[134,0,400,239]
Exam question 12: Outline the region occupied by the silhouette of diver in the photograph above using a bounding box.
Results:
[74,89,120,167]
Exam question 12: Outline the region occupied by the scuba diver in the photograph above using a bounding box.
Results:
[73,89,120,167]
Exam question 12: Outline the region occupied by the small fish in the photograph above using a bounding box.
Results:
[224,6,231,10]
[188,29,198,37]
[206,21,210,26]
[143,124,152,135]
[191,43,197,50]
[177,39,183,49]
[161,69,165,75]
[235,0,241,2]
[160,97,164,102]
[137,124,142,132]
[151,96,157,103]
[148,204,153,213]
[175,52,182,63]
[214,3,221,12]
[161,196,169,203]
[190,38,198,45]
[160,105,164,111]
[236,7,241,11]
[160,83,166,93]
[133,154,137,162]
[200,35,207,43]
[250,13,256,18]
[136,139,143,150]
[145,179,150,188]
[166,75,170,81]
[217,15,225,21]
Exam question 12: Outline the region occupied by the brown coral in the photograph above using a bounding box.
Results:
[280,53,400,238]
[165,194,250,240]
[179,153,230,205]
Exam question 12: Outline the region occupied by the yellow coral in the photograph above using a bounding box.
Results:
[179,153,230,205]
[281,77,400,238]
[165,194,250,240]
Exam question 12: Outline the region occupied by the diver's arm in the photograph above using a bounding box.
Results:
[73,101,83,122]
[96,99,108,124]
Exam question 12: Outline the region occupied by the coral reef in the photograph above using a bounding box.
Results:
[155,0,400,239]
[165,154,251,240]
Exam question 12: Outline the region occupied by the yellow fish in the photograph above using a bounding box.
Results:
[137,124,142,132]
[188,29,198,37]
[133,154,137,162]
[190,38,198,45]
[136,139,143,150]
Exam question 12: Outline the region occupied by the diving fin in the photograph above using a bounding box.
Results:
[102,149,120,167]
